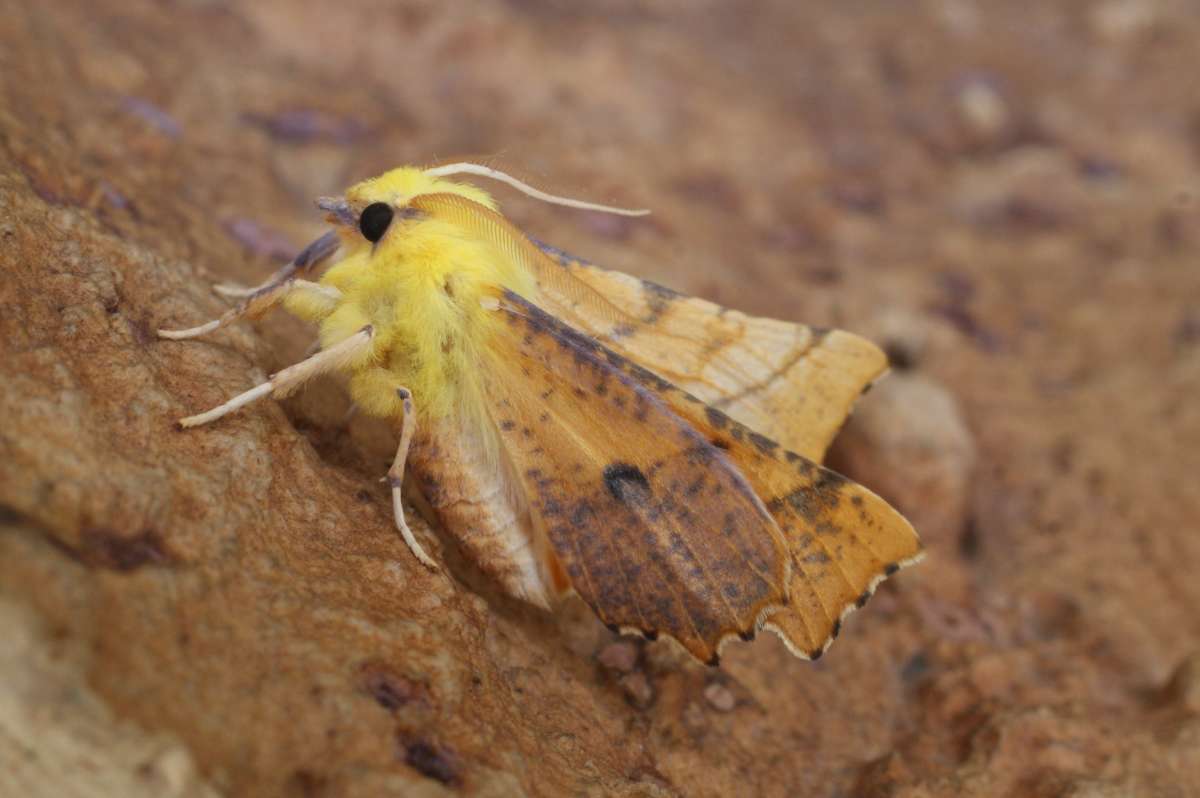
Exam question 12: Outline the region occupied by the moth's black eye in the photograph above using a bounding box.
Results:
[359,202,394,243]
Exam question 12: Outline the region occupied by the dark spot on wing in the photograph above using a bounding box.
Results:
[529,236,591,266]
[604,462,651,504]
[571,502,596,528]
[747,431,779,454]
[815,469,848,490]
[636,280,682,326]
[641,279,684,301]
[627,362,672,392]
[705,406,730,429]
[603,349,628,369]
[611,323,637,339]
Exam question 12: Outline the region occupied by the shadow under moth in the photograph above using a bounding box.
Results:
[159,163,923,666]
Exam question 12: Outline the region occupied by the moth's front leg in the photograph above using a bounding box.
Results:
[173,326,373,427]
[388,387,439,571]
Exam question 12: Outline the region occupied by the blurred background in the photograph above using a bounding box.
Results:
[1,1,1198,796]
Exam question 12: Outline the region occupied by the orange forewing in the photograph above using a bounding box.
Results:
[484,292,921,662]
[484,291,791,664]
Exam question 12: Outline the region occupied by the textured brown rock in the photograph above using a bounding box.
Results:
[0,599,219,798]
[2,1,1199,796]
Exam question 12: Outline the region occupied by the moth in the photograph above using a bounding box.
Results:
[159,163,923,665]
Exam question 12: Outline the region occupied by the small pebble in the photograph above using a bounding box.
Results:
[1090,0,1156,40]
[703,682,736,712]
[956,78,1010,144]
[619,672,655,709]
[597,640,639,672]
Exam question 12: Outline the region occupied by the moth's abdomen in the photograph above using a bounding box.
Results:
[408,415,562,609]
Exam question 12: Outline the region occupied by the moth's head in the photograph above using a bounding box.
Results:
[317,165,499,252]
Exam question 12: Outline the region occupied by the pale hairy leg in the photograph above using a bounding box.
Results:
[159,279,340,341]
[386,387,437,570]
[176,326,374,428]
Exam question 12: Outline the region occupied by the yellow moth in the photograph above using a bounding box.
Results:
[159,163,923,666]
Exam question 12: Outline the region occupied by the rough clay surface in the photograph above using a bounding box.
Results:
[2,2,1199,796]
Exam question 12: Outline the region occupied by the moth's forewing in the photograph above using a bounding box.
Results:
[486,292,791,664]
[486,292,921,662]
[521,240,920,658]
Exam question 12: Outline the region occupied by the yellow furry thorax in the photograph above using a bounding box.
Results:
[283,166,539,422]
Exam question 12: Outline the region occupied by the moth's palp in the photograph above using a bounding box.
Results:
[316,197,356,226]
[215,229,342,299]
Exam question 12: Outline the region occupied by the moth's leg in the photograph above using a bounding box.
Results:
[215,229,341,298]
[387,387,438,570]
[177,326,373,427]
[159,279,340,340]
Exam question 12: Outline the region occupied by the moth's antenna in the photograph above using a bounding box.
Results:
[424,162,650,217]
